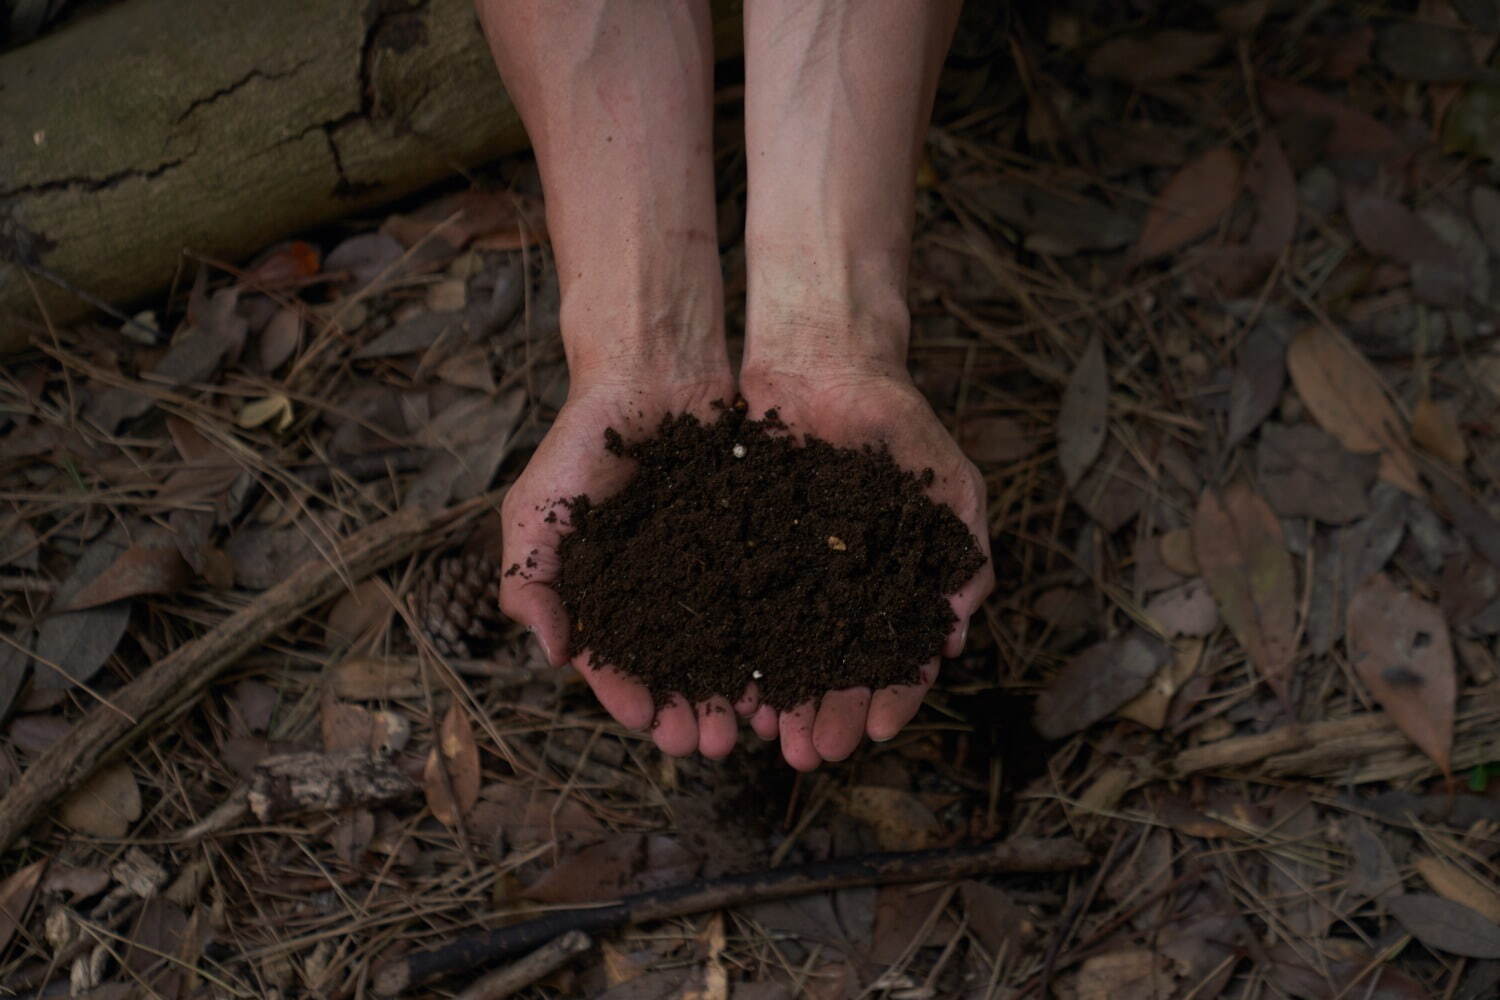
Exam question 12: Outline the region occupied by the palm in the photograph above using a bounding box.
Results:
[499,375,746,757]
[739,368,994,769]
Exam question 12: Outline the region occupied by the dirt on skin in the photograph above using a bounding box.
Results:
[547,402,986,711]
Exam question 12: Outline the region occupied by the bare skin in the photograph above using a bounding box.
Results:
[479,0,992,769]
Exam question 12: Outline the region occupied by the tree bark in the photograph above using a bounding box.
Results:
[0,0,744,350]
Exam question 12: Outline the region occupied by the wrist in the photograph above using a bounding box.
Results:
[742,244,913,385]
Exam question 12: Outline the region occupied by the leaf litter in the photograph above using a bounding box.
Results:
[4,4,1500,997]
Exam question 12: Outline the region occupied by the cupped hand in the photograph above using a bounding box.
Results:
[738,365,995,770]
[499,369,758,759]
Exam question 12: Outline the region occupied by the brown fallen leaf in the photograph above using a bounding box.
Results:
[1033,631,1170,739]
[1411,397,1468,466]
[1117,637,1205,730]
[59,762,142,838]
[1208,132,1297,292]
[1192,485,1298,700]
[1286,324,1420,495]
[329,657,429,700]
[1388,893,1500,959]
[423,703,480,827]
[258,306,302,372]
[59,527,191,612]
[1415,855,1500,924]
[1086,29,1224,84]
[1347,573,1456,776]
[524,834,699,904]
[1225,314,1293,450]
[325,580,394,646]
[1058,335,1109,489]
[0,859,45,954]
[1076,950,1174,1000]
[1259,78,1402,161]
[1133,146,1241,260]
[1159,528,1200,576]
[842,785,942,851]
[1144,580,1220,638]
[1257,422,1378,524]
[958,415,1036,464]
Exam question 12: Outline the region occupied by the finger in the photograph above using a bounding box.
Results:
[501,580,570,667]
[867,659,938,743]
[813,687,870,762]
[734,683,761,717]
[696,697,737,759]
[779,703,821,772]
[653,695,698,757]
[574,651,654,732]
[751,704,780,741]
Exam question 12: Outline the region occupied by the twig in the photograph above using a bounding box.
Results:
[1165,689,1500,784]
[372,836,1091,995]
[452,931,594,1000]
[0,493,498,856]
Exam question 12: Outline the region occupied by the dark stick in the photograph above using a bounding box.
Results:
[372,836,1092,995]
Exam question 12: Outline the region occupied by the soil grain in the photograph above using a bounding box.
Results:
[554,405,985,710]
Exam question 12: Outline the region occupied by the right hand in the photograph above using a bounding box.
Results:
[499,368,756,758]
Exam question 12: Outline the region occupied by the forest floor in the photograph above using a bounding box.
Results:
[4,1,1500,998]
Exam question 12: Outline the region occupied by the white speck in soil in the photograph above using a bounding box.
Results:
[732,444,747,459]
[752,669,763,679]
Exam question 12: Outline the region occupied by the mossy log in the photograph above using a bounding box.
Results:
[0,0,744,350]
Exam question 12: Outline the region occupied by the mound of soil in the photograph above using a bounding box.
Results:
[552,404,986,711]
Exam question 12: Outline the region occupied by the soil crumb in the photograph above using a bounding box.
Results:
[554,404,986,710]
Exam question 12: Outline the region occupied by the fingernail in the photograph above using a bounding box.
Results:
[955,623,969,651]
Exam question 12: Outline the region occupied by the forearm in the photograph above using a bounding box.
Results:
[478,1,727,387]
[741,0,960,378]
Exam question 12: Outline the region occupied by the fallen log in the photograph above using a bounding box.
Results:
[0,0,744,349]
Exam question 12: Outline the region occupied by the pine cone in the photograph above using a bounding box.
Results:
[409,550,507,658]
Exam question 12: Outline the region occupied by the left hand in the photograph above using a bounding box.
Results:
[738,365,994,770]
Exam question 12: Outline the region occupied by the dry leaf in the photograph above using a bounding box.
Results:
[1033,631,1170,738]
[524,834,698,904]
[1286,324,1420,495]
[1159,528,1200,576]
[1225,314,1293,449]
[321,700,383,754]
[1415,856,1500,924]
[1076,950,1173,1000]
[329,657,428,699]
[1134,146,1241,260]
[1209,132,1297,292]
[1347,573,1456,775]
[1192,486,1298,699]
[843,785,941,851]
[1388,893,1500,958]
[325,580,393,645]
[59,529,191,612]
[258,307,302,372]
[1259,78,1401,160]
[1144,579,1220,637]
[959,416,1036,464]
[1087,30,1224,84]
[59,763,141,838]
[1117,637,1205,729]
[237,394,294,432]
[1377,21,1478,81]
[0,631,32,724]
[1412,397,1468,465]
[0,859,45,954]
[1058,336,1109,489]
[423,704,480,826]
[1257,422,1378,524]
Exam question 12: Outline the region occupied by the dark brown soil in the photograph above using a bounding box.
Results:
[550,403,986,710]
